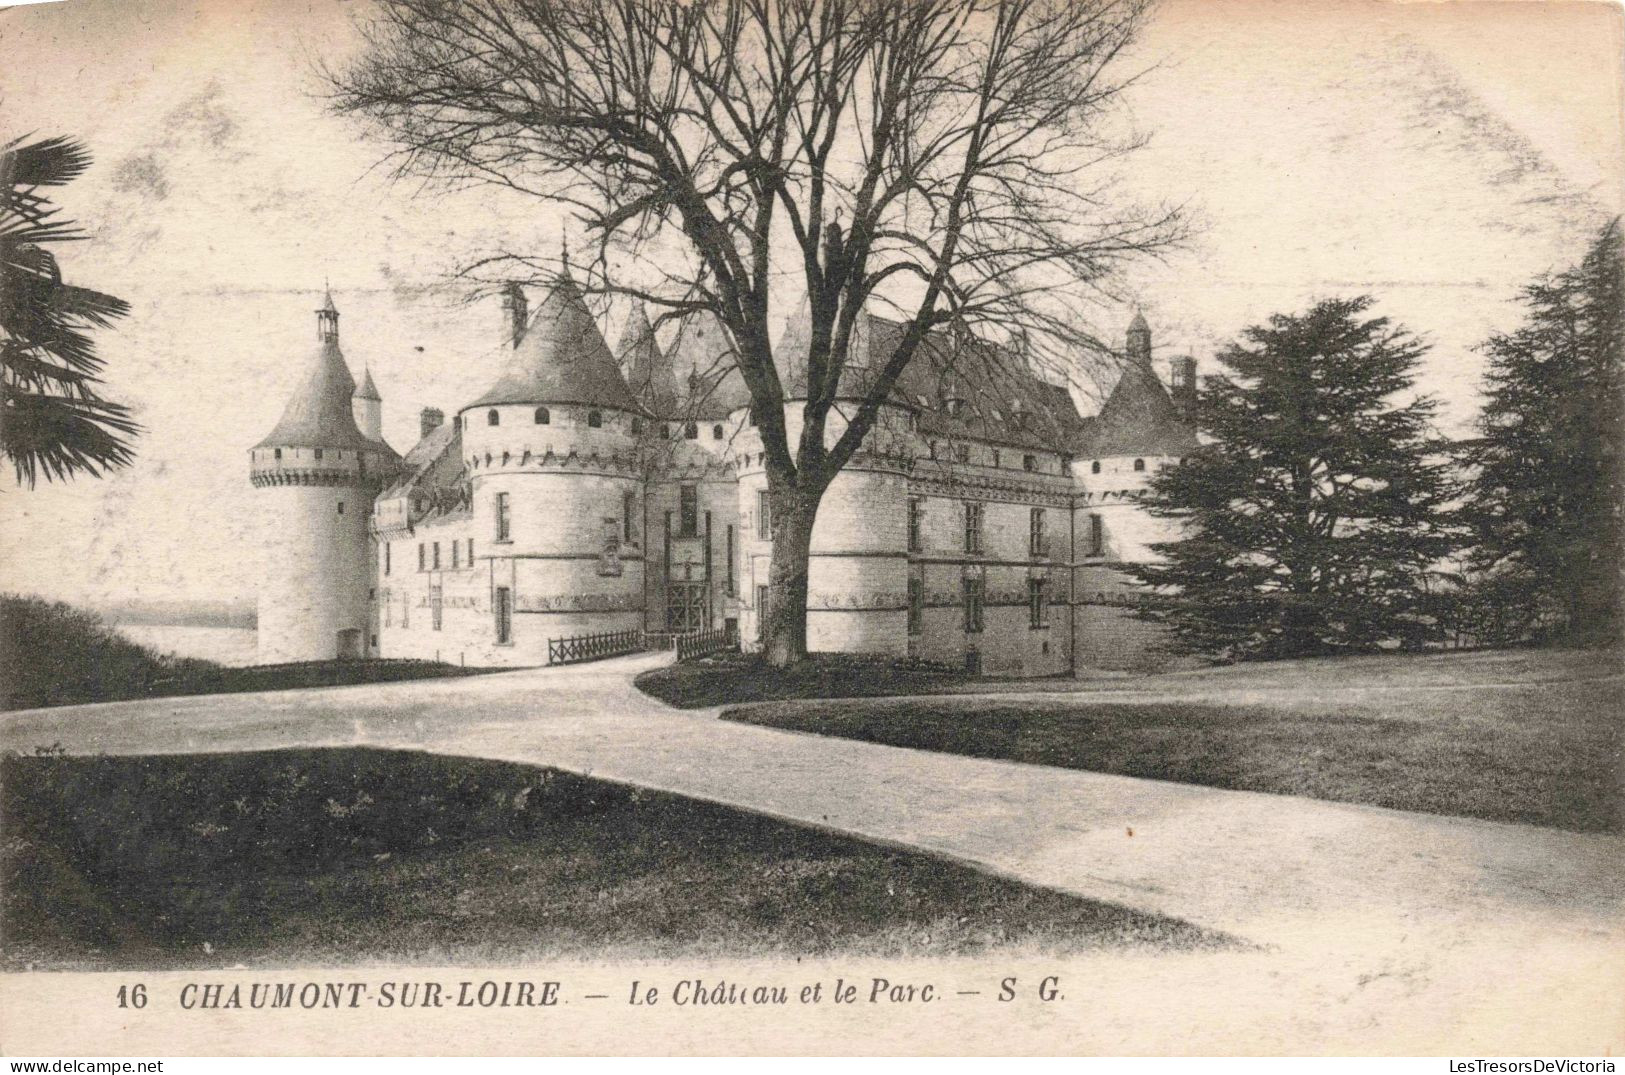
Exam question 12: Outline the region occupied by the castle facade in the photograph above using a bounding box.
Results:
[250,279,1198,675]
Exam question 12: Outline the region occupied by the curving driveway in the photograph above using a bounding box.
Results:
[3,651,1620,953]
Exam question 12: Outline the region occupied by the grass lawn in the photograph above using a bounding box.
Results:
[0,594,487,711]
[0,748,1230,970]
[723,649,1624,833]
[635,651,1069,708]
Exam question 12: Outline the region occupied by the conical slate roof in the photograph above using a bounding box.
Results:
[667,310,752,419]
[254,337,380,451]
[617,302,679,416]
[1070,359,1197,458]
[354,366,382,402]
[468,276,643,413]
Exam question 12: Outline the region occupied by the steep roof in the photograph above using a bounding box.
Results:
[467,275,644,413]
[666,310,752,420]
[617,302,680,417]
[354,366,382,402]
[774,302,1084,451]
[381,417,460,498]
[254,336,381,451]
[1069,359,1198,458]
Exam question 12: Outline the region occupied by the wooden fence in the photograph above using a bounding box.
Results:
[675,623,738,662]
[546,628,646,666]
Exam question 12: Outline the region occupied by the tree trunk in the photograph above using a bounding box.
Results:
[763,486,822,668]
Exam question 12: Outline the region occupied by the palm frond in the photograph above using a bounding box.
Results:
[0,135,93,190]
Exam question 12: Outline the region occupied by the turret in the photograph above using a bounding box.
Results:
[353,366,383,441]
[248,290,399,664]
[1126,309,1151,366]
[454,272,649,660]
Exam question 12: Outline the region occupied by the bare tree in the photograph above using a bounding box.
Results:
[330,0,1181,666]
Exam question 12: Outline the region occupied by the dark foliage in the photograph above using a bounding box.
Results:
[1127,297,1457,660]
[0,594,480,710]
[1,749,1229,968]
[1455,222,1624,645]
[636,651,971,709]
[1,135,139,486]
[724,656,1622,832]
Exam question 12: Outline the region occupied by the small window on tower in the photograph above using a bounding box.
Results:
[684,422,698,440]
[337,501,344,515]
[314,448,324,461]
[487,410,500,427]
[274,448,282,460]
[1133,458,1146,472]
[535,407,550,425]
[1091,460,1101,474]
[631,417,644,434]
[712,424,724,440]
[588,410,602,428]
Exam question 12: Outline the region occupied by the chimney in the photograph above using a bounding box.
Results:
[420,407,444,439]
[1169,356,1197,421]
[503,282,528,348]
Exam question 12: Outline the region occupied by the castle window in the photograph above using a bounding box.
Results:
[274,448,282,460]
[623,491,636,543]
[712,424,724,441]
[684,422,698,440]
[1089,514,1104,557]
[944,398,964,418]
[494,587,512,645]
[337,501,344,515]
[1029,507,1046,557]
[495,491,511,541]
[1029,578,1049,629]
[432,542,440,570]
[452,541,460,569]
[907,578,923,636]
[954,445,970,465]
[962,576,985,633]
[1023,454,1038,473]
[314,448,324,460]
[907,498,923,553]
[1091,460,1101,474]
[418,543,425,571]
[535,407,550,425]
[487,410,500,427]
[1133,458,1146,472]
[659,424,670,440]
[963,502,983,555]
[588,410,602,428]
[928,441,937,460]
[384,543,391,576]
[678,484,698,538]
[631,417,644,434]
[467,538,474,563]
[726,525,736,596]
[757,490,772,540]
[992,449,1001,468]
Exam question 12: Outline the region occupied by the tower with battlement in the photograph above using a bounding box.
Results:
[249,291,399,663]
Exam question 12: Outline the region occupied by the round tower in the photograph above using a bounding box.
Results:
[249,291,399,664]
[458,273,650,660]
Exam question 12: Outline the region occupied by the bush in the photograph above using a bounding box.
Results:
[0,594,221,710]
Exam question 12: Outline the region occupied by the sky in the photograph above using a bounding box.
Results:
[0,0,1621,608]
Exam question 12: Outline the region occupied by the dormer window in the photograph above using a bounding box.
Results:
[944,398,965,418]
[587,410,602,428]
[1023,454,1037,472]
[631,417,644,434]
[487,410,500,426]
[535,407,550,425]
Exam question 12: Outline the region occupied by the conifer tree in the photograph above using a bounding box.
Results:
[1457,222,1623,644]
[1129,297,1456,660]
